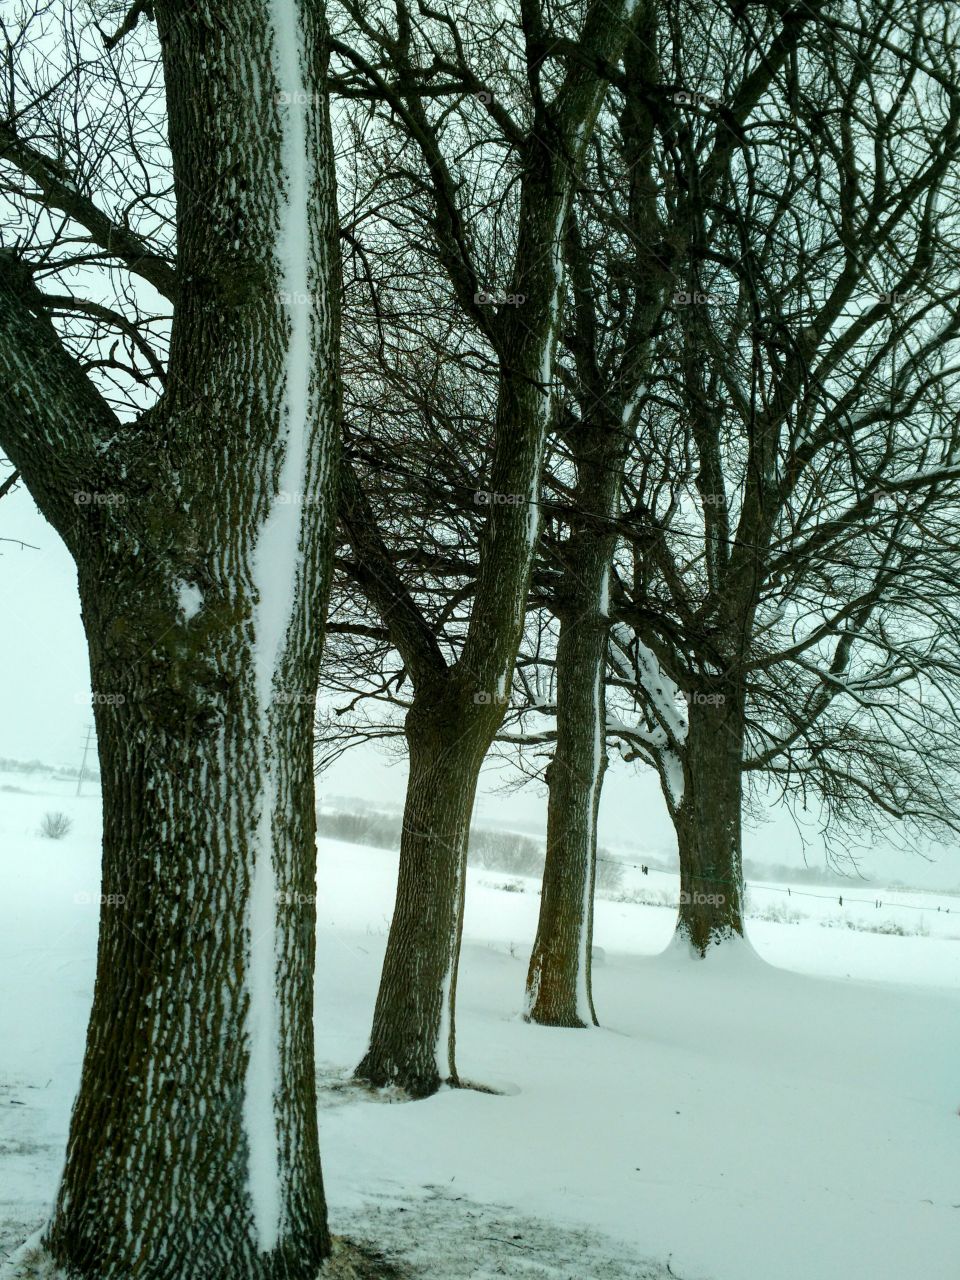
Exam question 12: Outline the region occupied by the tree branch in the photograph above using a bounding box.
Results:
[0,122,177,302]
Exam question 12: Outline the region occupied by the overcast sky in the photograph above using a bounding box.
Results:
[2,481,957,890]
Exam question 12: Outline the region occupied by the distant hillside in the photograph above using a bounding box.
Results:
[0,756,100,783]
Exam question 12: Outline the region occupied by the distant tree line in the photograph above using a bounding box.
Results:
[317,805,625,892]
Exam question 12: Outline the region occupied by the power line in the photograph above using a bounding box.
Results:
[76,724,94,798]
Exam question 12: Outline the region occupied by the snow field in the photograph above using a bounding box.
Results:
[1,783,958,1278]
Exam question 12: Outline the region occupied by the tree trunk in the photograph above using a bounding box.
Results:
[527,670,609,1029]
[671,679,746,955]
[525,14,668,1022]
[525,437,618,1027]
[44,564,330,1278]
[356,680,491,1097]
[350,177,570,1094]
[0,2,343,1274]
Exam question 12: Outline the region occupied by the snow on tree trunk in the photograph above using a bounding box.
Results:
[44,644,332,1278]
[243,0,326,1248]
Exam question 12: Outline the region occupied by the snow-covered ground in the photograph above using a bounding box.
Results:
[1,773,958,1278]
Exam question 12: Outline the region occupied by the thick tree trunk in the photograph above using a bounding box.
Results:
[671,680,746,955]
[0,2,342,1275]
[44,565,330,1278]
[355,681,490,1096]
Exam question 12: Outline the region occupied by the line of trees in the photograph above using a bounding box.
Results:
[2,0,960,1277]
[324,0,960,1042]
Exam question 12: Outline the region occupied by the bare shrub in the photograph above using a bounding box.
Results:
[39,811,73,840]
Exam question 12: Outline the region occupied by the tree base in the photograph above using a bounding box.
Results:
[2,1234,63,1280]
[353,1053,453,1101]
[668,925,758,963]
[321,1237,406,1278]
[3,1235,406,1280]
[522,1007,596,1029]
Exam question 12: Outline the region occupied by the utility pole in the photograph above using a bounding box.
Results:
[76,724,93,797]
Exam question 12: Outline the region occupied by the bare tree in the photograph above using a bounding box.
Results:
[599,0,960,953]
[1,3,345,1275]
[318,0,960,1003]
[323,0,645,1095]
[522,19,666,1026]
[521,0,852,1005]
[485,0,960,982]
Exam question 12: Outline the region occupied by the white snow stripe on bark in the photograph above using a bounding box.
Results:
[435,871,463,1080]
[576,566,607,1025]
[243,0,313,1253]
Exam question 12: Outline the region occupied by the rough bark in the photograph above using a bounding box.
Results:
[524,428,618,1028]
[525,719,607,1028]
[356,678,491,1096]
[350,255,571,1090]
[671,678,746,955]
[45,589,332,1278]
[0,1,342,1275]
